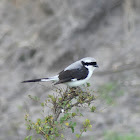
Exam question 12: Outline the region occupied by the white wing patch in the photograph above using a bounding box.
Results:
[71,78,78,82]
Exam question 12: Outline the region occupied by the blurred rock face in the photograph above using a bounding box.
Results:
[0,0,140,139]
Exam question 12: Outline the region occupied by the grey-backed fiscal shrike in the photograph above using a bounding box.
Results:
[22,57,99,87]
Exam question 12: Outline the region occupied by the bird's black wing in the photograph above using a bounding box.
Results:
[55,67,88,85]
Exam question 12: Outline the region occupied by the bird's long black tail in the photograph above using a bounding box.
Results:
[21,78,49,83]
[21,75,59,83]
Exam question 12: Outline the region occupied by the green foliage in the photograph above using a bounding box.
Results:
[76,119,92,139]
[24,136,32,140]
[25,84,96,140]
[104,132,140,140]
[90,106,96,112]
[98,82,124,104]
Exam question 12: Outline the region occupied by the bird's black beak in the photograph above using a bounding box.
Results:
[94,64,99,68]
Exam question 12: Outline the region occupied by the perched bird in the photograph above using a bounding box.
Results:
[22,57,99,87]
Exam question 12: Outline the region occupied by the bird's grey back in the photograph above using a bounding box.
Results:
[64,57,96,71]
[65,60,82,71]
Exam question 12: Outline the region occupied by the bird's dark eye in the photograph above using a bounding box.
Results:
[81,61,86,65]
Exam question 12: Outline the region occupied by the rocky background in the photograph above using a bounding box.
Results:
[0,0,140,139]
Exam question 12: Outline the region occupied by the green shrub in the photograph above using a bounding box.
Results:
[25,84,96,140]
